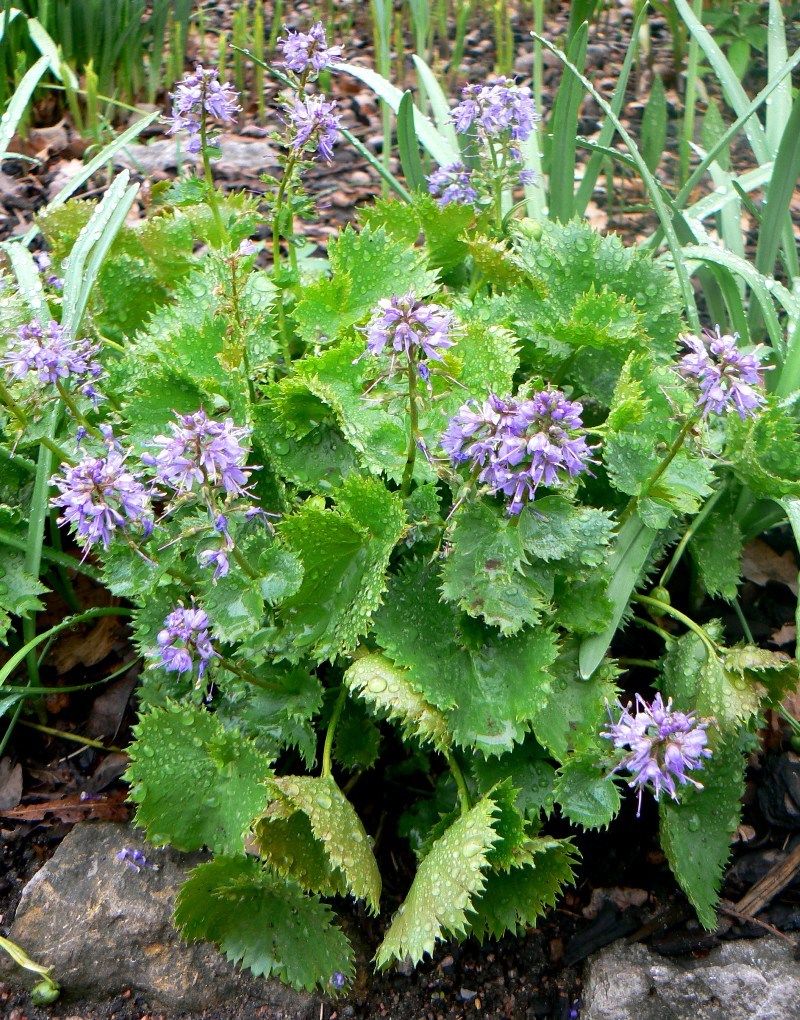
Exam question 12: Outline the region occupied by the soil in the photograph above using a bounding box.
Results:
[1,2,800,1019]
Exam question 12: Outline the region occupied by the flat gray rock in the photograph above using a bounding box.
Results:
[583,937,800,1020]
[0,821,318,1015]
[115,135,277,176]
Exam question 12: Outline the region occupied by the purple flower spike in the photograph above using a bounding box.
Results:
[602,693,712,815]
[145,410,253,497]
[278,22,341,74]
[156,605,217,678]
[442,390,592,515]
[2,320,103,397]
[287,95,340,162]
[452,78,538,143]
[364,293,455,373]
[116,848,158,873]
[51,450,152,550]
[167,65,240,155]
[678,327,766,420]
[427,162,478,207]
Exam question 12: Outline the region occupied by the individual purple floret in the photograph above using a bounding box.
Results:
[116,848,158,873]
[287,95,340,162]
[426,162,478,207]
[329,972,347,990]
[442,390,592,515]
[33,251,63,290]
[167,65,240,155]
[364,293,455,376]
[452,77,538,144]
[51,450,152,550]
[602,693,712,815]
[2,320,103,400]
[156,605,217,678]
[278,21,342,75]
[198,547,230,581]
[143,410,253,497]
[677,326,765,420]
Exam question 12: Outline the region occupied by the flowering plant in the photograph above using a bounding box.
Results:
[1,21,798,995]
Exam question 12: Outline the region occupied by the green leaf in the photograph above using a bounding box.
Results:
[533,645,620,762]
[660,741,745,929]
[126,703,272,854]
[727,396,800,500]
[440,500,549,635]
[471,738,557,819]
[641,72,667,173]
[375,561,557,756]
[344,653,451,751]
[660,628,769,733]
[554,754,621,830]
[0,547,48,644]
[375,794,499,968]
[690,492,743,601]
[334,699,382,770]
[275,477,406,662]
[467,838,578,940]
[518,497,614,567]
[293,225,438,344]
[262,774,381,913]
[174,856,353,990]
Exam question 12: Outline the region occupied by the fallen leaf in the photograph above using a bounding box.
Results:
[86,674,137,738]
[0,758,22,811]
[0,790,128,823]
[49,614,124,673]
[583,886,649,918]
[771,624,797,648]
[742,540,798,595]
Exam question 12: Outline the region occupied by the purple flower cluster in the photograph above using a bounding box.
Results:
[2,320,103,401]
[452,77,538,145]
[167,65,240,155]
[442,390,593,515]
[143,410,253,497]
[287,95,340,162]
[156,605,217,678]
[364,293,455,378]
[426,162,478,207]
[602,693,712,815]
[278,21,341,75]
[51,450,152,550]
[678,327,765,420]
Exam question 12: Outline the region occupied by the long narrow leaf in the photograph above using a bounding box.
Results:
[332,61,459,166]
[411,54,459,152]
[25,17,77,87]
[579,513,658,679]
[21,110,159,246]
[755,91,800,279]
[0,241,47,319]
[0,55,49,159]
[574,4,646,216]
[766,0,791,155]
[397,90,427,192]
[547,22,588,223]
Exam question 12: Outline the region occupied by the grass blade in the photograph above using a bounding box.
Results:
[0,54,48,158]
[397,90,426,192]
[547,21,588,223]
[411,54,458,152]
[766,0,791,156]
[755,91,800,280]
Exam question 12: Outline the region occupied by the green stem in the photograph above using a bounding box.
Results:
[200,113,226,246]
[444,749,471,815]
[322,685,347,777]
[633,593,718,655]
[0,379,29,428]
[618,417,697,526]
[230,544,260,580]
[618,657,661,670]
[218,656,281,693]
[658,483,723,588]
[0,935,59,1001]
[400,357,420,497]
[733,598,754,644]
[55,381,103,441]
[0,527,101,580]
[0,607,131,688]
[17,719,124,754]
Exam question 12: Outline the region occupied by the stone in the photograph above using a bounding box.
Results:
[115,135,277,177]
[582,937,800,1020]
[0,822,319,1016]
